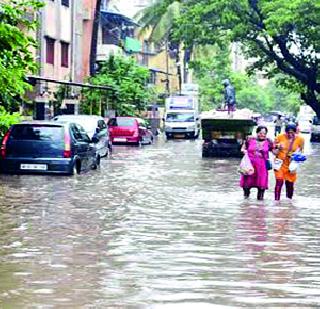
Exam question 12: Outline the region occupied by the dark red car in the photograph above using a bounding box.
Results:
[107,117,153,145]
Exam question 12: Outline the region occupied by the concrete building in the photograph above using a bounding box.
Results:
[37,0,98,84]
[32,0,99,118]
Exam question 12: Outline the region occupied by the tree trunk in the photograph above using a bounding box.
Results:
[90,0,103,76]
[301,89,320,118]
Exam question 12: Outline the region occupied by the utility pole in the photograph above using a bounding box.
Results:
[165,39,170,96]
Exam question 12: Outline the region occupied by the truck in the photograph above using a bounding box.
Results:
[201,109,256,157]
[163,95,200,139]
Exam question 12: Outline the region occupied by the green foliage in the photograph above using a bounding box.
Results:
[190,44,300,114]
[81,55,154,116]
[135,0,180,43]
[174,0,320,115]
[0,0,44,111]
[0,106,20,138]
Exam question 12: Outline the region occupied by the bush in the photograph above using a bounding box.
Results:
[0,106,20,138]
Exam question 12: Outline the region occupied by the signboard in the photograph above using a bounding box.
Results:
[166,96,195,110]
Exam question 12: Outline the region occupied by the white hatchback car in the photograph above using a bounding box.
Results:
[53,115,111,157]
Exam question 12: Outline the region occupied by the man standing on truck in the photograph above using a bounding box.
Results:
[223,79,236,117]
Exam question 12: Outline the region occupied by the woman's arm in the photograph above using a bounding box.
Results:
[241,141,247,154]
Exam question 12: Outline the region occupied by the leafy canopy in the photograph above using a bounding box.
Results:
[0,0,44,110]
[82,55,154,116]
[174,0,320,115]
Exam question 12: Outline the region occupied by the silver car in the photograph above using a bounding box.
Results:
[53,115,111,157]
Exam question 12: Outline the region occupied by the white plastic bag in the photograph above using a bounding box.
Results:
[239,154,254,175]
[273,158,283,171]
[289,160,300,173]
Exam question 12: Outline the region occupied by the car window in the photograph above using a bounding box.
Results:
[10,125,64,142]
[110,118,135,127]
[313,117,320,125]
[98,120,106,130]
[71,124,90,142]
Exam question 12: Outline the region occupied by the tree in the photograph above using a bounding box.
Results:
[82,55,154,116]
[174,0,320,116]
[0,0,43,111]
[135,0,180,44]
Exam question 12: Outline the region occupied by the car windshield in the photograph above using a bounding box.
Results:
[109,118,135,127]
[166,113,195,122]
[56,117,97,134]
[10,125,64,141]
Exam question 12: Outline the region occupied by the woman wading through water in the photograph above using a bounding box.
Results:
[240,126,274,200]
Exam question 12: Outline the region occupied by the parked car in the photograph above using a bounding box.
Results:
[53,115,111,157]
[107,117,154,145]
[311,116,320,142]
[0,121,99,175]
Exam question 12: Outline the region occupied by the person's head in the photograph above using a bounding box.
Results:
[256,125,268,140]
[277,115,281,119]
[222,79,230,87]
[285,122,297,138]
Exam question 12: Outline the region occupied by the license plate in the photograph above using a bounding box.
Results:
[114,138,127,142]
[20,164,47,171]
[174,134,185,138]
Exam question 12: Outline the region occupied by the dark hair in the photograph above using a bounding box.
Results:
[256,125,268,134]
[285,122,297,132]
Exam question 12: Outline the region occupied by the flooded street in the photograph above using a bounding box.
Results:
[1,135,320,308]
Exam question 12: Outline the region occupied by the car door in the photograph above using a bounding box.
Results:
[70,124,91,171]
[137,119,148,143]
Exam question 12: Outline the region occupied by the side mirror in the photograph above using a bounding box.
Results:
[162,118,165,122]
[91,136,99,143]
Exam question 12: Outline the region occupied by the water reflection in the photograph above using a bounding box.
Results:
[0,137,320,307]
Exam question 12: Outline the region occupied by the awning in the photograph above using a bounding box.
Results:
[100,10,139,27]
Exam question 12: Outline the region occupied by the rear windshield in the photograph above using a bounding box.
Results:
[108,118,135,127]
[10,125,64,142]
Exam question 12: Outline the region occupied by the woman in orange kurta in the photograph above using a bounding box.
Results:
[273,123,304,200]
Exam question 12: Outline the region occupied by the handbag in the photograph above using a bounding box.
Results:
[265,159,272,170]
[273,158,283,171]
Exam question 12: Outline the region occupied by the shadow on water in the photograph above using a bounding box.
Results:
[0,136,320,306]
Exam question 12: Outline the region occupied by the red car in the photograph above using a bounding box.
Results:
[107,117,153,145]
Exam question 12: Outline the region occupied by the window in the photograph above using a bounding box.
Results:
[60,42,69,68]
[45,37,55,65]
[61,0,69,7]
[98,120,107,130]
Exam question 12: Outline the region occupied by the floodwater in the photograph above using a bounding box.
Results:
[0,134,320,308]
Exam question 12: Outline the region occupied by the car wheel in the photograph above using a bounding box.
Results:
[72,161,81,175]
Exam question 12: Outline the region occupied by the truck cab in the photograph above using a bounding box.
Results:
[164,109,200,139]
[163,95,200,139]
